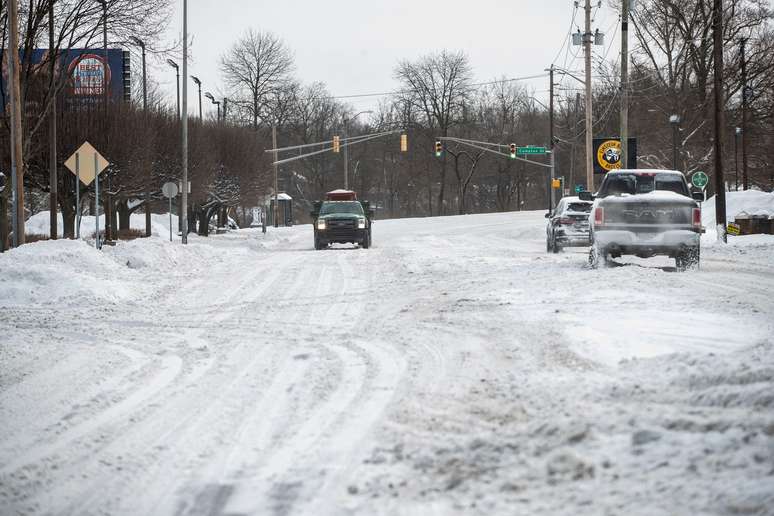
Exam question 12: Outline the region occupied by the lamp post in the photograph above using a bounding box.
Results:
[96,0,114,241]
[191,76,202,120]
[130,36,151,237]
[179,0,189,244]
[669,114,680,170]
[205,92,220,122]
[735,127,742,191]
[342,110,372,189]
[166,58,180,119]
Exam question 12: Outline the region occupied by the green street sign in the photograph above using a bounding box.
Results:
[575,184,583,193]
[692,171,709,189]
[517,146,546,155]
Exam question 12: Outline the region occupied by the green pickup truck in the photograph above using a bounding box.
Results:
[310,190,375,250]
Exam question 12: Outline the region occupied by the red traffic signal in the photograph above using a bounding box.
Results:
[509,143,517,159]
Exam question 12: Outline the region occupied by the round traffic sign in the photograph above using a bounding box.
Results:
[691,171,709,189]
[162,182,179,198]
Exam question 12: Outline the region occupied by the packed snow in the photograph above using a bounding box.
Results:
[1,204,773,515]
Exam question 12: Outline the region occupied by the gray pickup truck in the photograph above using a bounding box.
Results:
[580,170,705,271]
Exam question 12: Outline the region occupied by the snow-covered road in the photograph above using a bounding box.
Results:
[2,210,773,515]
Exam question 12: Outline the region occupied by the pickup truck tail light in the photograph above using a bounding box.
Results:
[692,207,702,228]
[593,207,604,227]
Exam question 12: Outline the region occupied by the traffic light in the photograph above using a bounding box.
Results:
[435,140,442,157]
[509,143,517,159]
[333,135,340,153]
[400,134,408,152]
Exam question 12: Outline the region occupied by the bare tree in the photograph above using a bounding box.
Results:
[394,50,472,214]
[220,29,294,129]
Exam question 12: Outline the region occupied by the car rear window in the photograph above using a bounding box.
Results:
[566,203,592,213]
[601,173,688,197]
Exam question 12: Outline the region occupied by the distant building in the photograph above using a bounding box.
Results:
[1,48,131,110]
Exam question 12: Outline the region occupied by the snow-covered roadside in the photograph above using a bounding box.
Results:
[1,209,773,515]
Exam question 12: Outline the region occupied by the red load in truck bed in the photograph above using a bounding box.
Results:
[326,189,358,201]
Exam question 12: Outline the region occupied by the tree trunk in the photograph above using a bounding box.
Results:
[0,194,8,252]
[117,199,131,232]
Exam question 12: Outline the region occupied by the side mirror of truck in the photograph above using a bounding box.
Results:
[691,191,705,202]
[544,212,551,218]
[578,191,594,201]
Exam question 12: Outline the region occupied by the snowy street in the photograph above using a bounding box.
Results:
[1,210,773,515]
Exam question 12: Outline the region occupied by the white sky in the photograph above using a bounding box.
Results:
[159,0,621,120]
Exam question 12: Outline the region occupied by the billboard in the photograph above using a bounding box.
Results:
[593,137,638,175]
[1,48,130,109]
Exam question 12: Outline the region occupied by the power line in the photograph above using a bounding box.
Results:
[329,73,549,101]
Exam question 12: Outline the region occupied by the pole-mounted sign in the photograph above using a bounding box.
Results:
[691,171,709,190]
[162,182,179,242]
[64,141,109,248]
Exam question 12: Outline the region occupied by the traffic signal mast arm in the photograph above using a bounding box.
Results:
[438,136,552,169]
[266,129,402,166]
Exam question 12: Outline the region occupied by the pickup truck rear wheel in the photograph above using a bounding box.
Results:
[676,247,700,271]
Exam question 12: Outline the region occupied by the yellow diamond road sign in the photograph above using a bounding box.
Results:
[64,141,109,186]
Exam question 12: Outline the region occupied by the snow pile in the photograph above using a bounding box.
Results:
[0,239,142,306]
[701,190,774,244]
[24,211,179,240]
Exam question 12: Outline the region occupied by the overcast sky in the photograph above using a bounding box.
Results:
[158,0,620,120]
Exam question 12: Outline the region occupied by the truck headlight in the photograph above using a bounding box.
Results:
[358,218,366,229]
[317,219,326,230]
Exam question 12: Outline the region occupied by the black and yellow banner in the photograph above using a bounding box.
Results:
[593,138,637,174]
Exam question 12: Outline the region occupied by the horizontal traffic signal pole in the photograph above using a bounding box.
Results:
[265,129,401,155]
[438,136,552,169]
[269,129,403,167]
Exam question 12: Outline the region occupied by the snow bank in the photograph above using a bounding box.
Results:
[24,211,179,240]
[0,239,141,306]
[701,190,774,244]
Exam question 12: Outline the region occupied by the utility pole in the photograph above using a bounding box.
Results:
[620,0,629,169]
[739,38,749,190]
[343,116,349,189]
[712,0,727,243]
[8,0,25,246]
[549,65,555,211]
[583,0,593,191]
[272,126,279,227]
[181,0,188,244]
[49,2,58,240]
[100,0,113,242]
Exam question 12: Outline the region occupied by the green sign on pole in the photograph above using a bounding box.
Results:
[575,184,583,193]
[516,146,547,155]
[691,171,709,190]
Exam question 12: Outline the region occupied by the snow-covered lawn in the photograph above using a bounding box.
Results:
[1,207,773,515]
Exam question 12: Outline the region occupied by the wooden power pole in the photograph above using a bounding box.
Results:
[49,3,58,240]
[712,0,727,243]
[620,0,629,169]
[584,0,593,190]
[8,0,25,246]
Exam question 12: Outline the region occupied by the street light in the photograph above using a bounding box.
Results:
[190,75,202,120]
[130,36,151,237]
[204,92,220,122]
[669,114,680,170]
[342,110,373,189]
[166,58,180,119]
